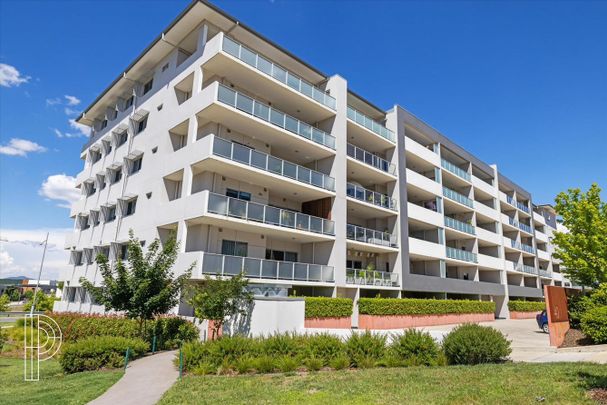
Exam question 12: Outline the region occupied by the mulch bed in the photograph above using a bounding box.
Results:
[589,389,607,404]
[559,328,594,348]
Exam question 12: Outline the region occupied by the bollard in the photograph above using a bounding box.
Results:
[152,335,157,354]
[124,347,130,371]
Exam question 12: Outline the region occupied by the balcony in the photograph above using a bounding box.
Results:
[203,83,335,154]
[444,217,475,235]
[346,268,399,288]
[346,183,397,212]
[509,239,536,254]
[521,264,538,275]
[446,246,478,263]
[505,195,530,214]
[196,252,334,283]
[404,137,440,166]
[508,217,533,234]
[212,136,335,193]
[202,33,335,122]
[346,224,398,252]
[539,269,552,278]
[347,106,395,150]
[441,159,471,182]
[347,143,396,183]
[442,186,473,208]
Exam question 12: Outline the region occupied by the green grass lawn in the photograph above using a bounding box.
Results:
[160,363,607,405]
[0,357,122,405]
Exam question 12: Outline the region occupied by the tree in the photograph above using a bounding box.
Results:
[8,289,20,302]
[187,273,253,339]
[23,291,56,312]
[0,294,9,312]
[81,231,194,335]
[552,183,607,288]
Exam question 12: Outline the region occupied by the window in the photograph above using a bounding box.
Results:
[119,244,129,261]
[100,119,108,130]
[91,211,100,226]
[90,150,101,163]
[136,116,148,134]
[265,249,298,262]
[112,167,122,184]
[105,206,116,222]
[85,181,96,196]
[98,176,106,190]
[124,95,134,109]
[71,251,83,266]
[130,157,142,174]
[117,131,128,147]
[162,63,169,72]
[346,260,363,269]
[143,79,153,95]
[103,140,112,155]
[221,240,248,257]
[124,198,137,216]
[84,249,94,265]
[226,188,251,201]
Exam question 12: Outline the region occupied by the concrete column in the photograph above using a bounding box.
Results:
[492,164,510,319]
[193,25,208,94]
[176,220,188,253]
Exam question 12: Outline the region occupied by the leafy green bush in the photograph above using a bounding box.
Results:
[261,333,304,357]
[277,355,299,373]
[329,355,350,370]
[390,329,441,366]
[59,336,148,373]
[507,300,545,312]
[303,356,323,371]
[304,333,345,365]
[253,355,276,373]
[442,324,511,365]
[581,306,607,344]
[304,297,353,318]
[358,298,495,316]
[0,328,6,353]
[48,313,197,349]
[345,331,387,367]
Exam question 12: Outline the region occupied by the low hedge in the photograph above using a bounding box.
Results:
[581,306,607,344]
[60,336,149,373]
[304,297,353,319]
[442,323,511,365]
[48,313,198,349]
[508,300,545,312]
[358,298,495,316]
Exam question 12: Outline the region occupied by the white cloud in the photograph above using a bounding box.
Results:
[0,229,72,280]
[0,138,47,157]
[53,128,81,138]
[0,63,30,87]
[64,95,81,106]
[46,97,61,106]
[64,107,79,116]
[68,118,91,137]
[39,174,79,208]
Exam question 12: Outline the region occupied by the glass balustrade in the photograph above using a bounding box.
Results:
[207,192,335,236]
[346,143,396,175]
[445,246,478,263]
[510,239,536,254]
[345,268,399,287]
[507,217,532,234]
[539,269,551,278]
[442,186,473,208]
[222,36,336,110]
[444,217,475,235]
[346,183,397,210]
[346,224,398,248]
[441,158,471,181]
[517,201,530,213]
[212,137,335,192]
[521,265,538,275]
[201,252,335,282]
[346,106,395,143]
[217,84,336,150]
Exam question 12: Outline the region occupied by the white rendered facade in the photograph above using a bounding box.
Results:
[56,1,570,319]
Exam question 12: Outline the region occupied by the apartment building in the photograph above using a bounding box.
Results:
[55,0,571,319]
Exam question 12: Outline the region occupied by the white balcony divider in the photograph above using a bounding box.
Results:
[207,192,335,236]
[346,182,397,210]
[441,158,471,181]
[346,143,396,175]
[217,84,336,149]
[222,36,336,110]
[212,137,335,191]
[346,106,395,143]
[442,186,473,208]
[444,216,475,235]
[445,246,478,263]
[201,252,335,282]
[346,223,398,247]
[345,268,399,287]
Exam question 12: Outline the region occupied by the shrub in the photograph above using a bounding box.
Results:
[234,356,255,374]
[358,298,495,316]
[277,355,299,373]
[304,333,345,365]
[253,355,276,373]
[192,362,216,375]
[304,297,353,319]
[303,356,323,371]
[0,329,6,353]
[581,306,607,344]
[568,294,593,328]
[206,336,260,366]
[345,331,387,367]
[59,336,148,373]
[390,329,441,366]
[507,300,545,312]
[261,333,304,357]
[442,324,511,365]
[328,355,350,370]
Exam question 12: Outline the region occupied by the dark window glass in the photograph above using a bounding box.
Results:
[143,79,153,95]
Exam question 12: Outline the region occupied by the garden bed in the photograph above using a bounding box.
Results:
[359,312,494,329]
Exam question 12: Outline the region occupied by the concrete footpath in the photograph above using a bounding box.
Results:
[89,350,178,405]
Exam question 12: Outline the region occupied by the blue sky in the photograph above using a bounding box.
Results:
[0,1,605,276]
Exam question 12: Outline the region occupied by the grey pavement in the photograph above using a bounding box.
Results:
[88,350,178,405]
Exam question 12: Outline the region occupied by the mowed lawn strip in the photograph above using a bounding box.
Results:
[159,362,606,405]
[0,357,122,405]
